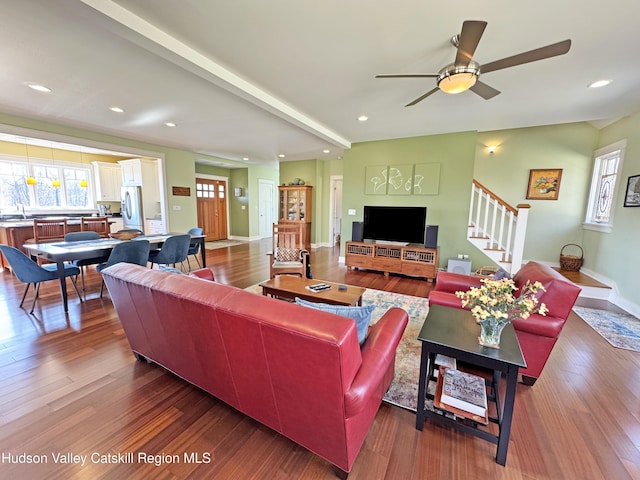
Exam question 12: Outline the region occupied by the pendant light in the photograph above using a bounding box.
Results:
[50,143,61,188]
[79,147,88,187]
[24,139,37,185]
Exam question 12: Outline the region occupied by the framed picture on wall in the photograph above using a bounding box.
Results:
[526,168,563,200]
[623,174,640,207]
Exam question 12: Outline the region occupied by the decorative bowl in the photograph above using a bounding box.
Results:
[109,231,141,241]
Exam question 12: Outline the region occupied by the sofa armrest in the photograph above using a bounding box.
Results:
[189,268,215,281]
[435,271,483,294]
[428,290,465,309]
[512,313,566,338]
[344,308,408,418]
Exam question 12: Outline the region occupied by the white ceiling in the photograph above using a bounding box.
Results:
[1,0,639,167]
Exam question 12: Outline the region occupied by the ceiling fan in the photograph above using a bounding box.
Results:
[376,20,571,106]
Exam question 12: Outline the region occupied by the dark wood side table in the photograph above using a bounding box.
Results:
[415,305,526,466]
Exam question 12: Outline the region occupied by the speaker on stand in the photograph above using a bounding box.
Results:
[424,225,438,249]
[352,221,364,242]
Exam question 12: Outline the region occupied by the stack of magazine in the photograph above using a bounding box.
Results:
[433,363,488,424]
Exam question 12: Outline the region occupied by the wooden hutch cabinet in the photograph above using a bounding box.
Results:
[278,185,312,250]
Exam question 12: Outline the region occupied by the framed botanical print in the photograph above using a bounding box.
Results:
[526,169,563,200]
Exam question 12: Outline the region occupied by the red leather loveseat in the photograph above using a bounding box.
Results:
[102,264,408,476]
[428,261,581,385]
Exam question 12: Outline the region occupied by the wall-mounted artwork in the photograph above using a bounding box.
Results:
[365,165,389,194]
[365,162,442,195]
[387,165,413,195]
[624,174,640,207]
[413,163,441,195]
[526,168,563,200]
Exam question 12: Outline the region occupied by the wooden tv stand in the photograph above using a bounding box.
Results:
[345,241,439,281]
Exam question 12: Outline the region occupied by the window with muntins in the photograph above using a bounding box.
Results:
[584,140,626,232]
[0,157,93,211]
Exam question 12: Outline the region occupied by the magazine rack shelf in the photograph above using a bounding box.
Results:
[416,305,526,466]
[345,241,438,281]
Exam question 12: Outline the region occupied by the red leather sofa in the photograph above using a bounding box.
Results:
[102,264,408,476]
[428,261,581,385]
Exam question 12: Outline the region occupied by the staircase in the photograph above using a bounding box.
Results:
[467,180,530,274]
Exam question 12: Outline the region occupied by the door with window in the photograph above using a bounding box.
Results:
[196,178,228,241]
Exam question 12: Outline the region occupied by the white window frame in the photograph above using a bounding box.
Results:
[0,155,95,213]
[583,140,626,233]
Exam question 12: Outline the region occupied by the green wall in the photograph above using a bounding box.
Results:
[341,131,478,268]
[475,123,598,262]
[585,113,640,306]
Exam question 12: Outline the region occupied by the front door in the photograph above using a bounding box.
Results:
[196,178,228,241]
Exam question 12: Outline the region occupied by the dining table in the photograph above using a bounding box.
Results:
[22,233,206,312]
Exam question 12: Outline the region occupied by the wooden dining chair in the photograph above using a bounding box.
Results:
[33,218,68,243]
[268,223,308,279]
[81,216,110,237]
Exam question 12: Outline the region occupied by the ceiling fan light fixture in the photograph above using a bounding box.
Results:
[437,63,479,94]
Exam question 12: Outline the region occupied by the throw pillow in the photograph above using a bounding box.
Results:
[294,297,375,346]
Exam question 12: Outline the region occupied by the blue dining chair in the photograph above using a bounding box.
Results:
[186,227,203,270]
[148,234,190,271]
[96,240,150,298]
[0,244,83,313]
[64,231,110,298]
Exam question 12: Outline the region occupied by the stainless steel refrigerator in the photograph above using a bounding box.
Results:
[121,186,144,232]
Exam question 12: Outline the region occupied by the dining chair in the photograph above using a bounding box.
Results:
[148,234,191,271]
[0,244,82,313]
[33,218,68,243]
[186,227,204,270]
[80,216,110,237]
[96,240,150,298]
[64,231,110,298]
[268,223,308,278]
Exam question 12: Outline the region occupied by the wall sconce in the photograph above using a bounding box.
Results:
[234,187,244,197]
[488,145,497,154]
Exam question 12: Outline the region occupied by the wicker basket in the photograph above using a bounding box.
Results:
[559,244,583,271]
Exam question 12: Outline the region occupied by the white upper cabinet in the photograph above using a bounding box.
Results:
[92,161,122,201]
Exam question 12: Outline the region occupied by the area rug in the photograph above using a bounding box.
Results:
[205,240,245,250]
[573,306,640,352]
[244,282,427,411]
[363,289,428,412]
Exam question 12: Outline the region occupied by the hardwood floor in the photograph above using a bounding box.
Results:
[1,239,639,479]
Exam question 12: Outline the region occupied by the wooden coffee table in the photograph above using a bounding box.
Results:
[259,276,365,306]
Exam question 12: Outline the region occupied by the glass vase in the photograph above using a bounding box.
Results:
[478,317,509,348]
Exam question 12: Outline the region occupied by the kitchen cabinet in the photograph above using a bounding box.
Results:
[92,162,122,201]
[144,219,166,235]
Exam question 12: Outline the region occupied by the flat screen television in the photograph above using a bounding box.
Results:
[363,206,427,245]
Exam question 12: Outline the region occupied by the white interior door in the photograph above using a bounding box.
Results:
[258,179,275,238]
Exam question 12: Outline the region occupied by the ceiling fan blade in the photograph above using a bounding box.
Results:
[405,87,440,107]
[376,74,438,78]
[469,81,501,100]
[480,39,571,74]
[455,20,488,65]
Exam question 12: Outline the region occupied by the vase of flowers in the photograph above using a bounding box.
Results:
[455,278,548,348]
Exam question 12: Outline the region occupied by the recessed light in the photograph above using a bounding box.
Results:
[357,115,368,122]
[27,83,51,93]
[323,149,330,154]
[588,79,612,88]
[109,106,125,113]
[165,122,176,127]
[278,154,285,158]
[242,157,249,161]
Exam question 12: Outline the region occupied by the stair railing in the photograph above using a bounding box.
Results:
[468,180,530,272]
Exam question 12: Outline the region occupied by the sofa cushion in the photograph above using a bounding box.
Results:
[295,297,375,345]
